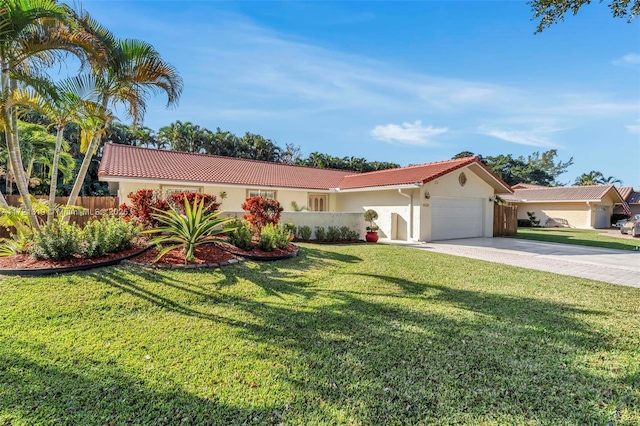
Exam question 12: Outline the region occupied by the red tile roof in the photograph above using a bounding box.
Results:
[503,185,624,203]
[99,145,512,193]
[511,183,548,190]
[98,144,353,190]
[618,186,634,201]
[337,156,511,191]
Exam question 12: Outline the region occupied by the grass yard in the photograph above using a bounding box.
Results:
[1,244,639,425]
[514,227,640,251]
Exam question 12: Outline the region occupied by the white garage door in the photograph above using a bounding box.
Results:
[431,197,484,240]
[595,206,609,229]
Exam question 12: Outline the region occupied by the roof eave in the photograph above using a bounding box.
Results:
[335,182,423,193]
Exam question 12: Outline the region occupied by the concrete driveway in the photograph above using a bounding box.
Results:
[386,238,640,288]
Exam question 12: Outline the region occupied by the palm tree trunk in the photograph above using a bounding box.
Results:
[64,97,111,222]
[48,124,65,223]
[1,70,39,230]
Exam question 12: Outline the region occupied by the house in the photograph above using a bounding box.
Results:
[502,185,624,229]
[614,187,640,216]
[98,143,513,241]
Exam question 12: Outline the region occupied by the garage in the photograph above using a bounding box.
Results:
[595,206,609,229]
[431,197,484,240]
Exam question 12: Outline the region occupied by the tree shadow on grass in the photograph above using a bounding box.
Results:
[216,273,628,423]
[0,346,279,425]
[64,248,634,423]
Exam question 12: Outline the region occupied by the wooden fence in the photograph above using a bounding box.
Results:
[493,204,517,237]
[1,195,119,238]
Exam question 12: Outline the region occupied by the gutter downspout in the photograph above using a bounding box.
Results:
[398,189,413,241]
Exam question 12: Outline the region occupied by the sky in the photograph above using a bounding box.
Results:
[79,0,640,187]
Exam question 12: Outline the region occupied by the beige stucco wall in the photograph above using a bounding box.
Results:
[515,193,615,229]
[419,167,495,241]
[114,180,333,212]
[335,188,420,240]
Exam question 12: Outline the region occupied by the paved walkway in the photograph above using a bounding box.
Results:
[384,238,640,288]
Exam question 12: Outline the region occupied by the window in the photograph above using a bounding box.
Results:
[309,194,327,212]
[248,189,276,199]
[160,186,202,198]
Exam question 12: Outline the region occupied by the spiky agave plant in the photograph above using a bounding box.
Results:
[144,197,235,263]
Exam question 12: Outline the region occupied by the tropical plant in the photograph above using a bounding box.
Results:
[297,225,312,241]
[144,197,235,263]
[0,0,87,223]
[258,223,291,252]
[65,22,183,219]
[79,216,140,258]
[29,220,82,261]
[364,209,379,232]
[167,192,219,216]
[224,219,253,251]
[241,196,283,234]
[120,189,169,228]
[314,226,326,242]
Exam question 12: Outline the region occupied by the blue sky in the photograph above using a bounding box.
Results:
[81,1,640,187]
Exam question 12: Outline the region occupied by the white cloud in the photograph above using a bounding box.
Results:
[370,120,448,145]
[612,53,640,66]
[626,124,640,134]
[477,125,562,148]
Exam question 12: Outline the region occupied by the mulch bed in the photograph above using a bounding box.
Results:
[0,242,299,274]
[129,244,240,266]
[0,244,147,271]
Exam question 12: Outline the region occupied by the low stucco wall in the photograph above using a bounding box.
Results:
[221,211,366,240]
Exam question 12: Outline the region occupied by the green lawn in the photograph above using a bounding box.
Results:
[1,244,639,425]
[513,227,640,251]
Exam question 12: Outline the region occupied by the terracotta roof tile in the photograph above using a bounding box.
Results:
[337,156,511,191]
[508,185,623,202]
[618,186,634,201]
[99,143,353,190]
[99,145,513,193]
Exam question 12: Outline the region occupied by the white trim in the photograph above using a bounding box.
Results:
[98,176,334,193]
[335,183,423,193]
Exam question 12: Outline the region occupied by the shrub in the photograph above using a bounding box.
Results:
[314,226,326,241]
[144,198,235,263]
[327,226,341,242]
[225,219,253,251]
[364,209,379,232]
[258,223,278,252]
[121,189,169,228]
[297,225,312,241]
[168,192,219,215]
[241,196,283,234]
[29,221,81,261]
[80,216,140,258]
[259,224,291,251]
[518,219,533,227]
[346,229,360,241]
[340,226,351,240]
[526,211,540,227]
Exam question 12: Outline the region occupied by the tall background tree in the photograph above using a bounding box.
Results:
[530,0,639,33]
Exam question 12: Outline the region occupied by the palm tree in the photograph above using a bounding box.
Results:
[64,31,182,216]
[0,0,105,227]
[600,175,623,185]
[38,75,105,222]
[574,171,605,186]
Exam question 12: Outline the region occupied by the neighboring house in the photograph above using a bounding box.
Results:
[99,144,512,241]
[503,185,624,229]
[613,187,640,216]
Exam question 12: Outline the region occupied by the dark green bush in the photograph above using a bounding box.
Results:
[225,219,253,250]
[339,226,351,240]
[327,226,341,242]
[30,221,81,261]
[314,226,326,242]
[80,216,140,258]
[517,219,533,227]
[297,225,312,241]
[346,229,360,241]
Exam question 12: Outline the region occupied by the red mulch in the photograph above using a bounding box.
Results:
[130,244,239,266]
[220,243,298,258]
[0,245,146,270]
[0,242,298,271]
